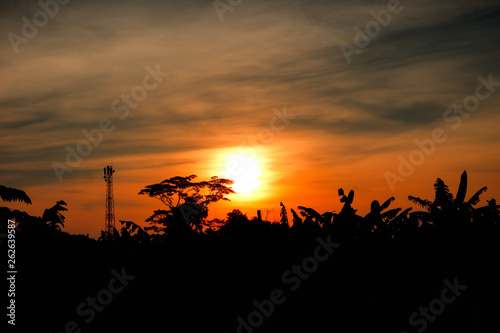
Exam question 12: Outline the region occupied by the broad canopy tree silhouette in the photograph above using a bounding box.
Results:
[139,175,235,235]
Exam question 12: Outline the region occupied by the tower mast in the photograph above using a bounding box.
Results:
[103,166,115,236]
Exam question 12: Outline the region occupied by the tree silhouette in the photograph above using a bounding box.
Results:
[338,188,355,215]
[0,185,32,204]
[408,171,488,229]
[362,197,396,236]
[296,206,329,231]
[290,208,302,227]
[226,209,248,224]
[139,175,234,235]
[331,187,362,240]
[0,185,32,222]
[114,220,150,243]
[41,200,68,231]
[473,198,500,227]
[280,202,289,227]
[0,185,34,236]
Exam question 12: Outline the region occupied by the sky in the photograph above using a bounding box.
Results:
[1,0,500,238]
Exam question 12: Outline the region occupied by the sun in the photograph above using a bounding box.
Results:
[223,152,262,196]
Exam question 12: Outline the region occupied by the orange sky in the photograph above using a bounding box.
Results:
[1,0,500,238]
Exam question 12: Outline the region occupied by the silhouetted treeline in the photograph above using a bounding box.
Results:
[2,171,499,332]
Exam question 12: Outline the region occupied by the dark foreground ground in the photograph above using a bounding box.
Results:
[10,220,500,333]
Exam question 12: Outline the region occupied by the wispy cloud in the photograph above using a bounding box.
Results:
[1,0,499,236]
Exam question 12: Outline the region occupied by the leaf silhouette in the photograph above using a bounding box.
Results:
[380,197,395,211]
[454,171,468,205]
[0,185,32,204]
[408,196,432,210]
[466,187,487,206]
[433,178,454,207]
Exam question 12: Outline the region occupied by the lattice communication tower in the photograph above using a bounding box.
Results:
[103,166,115,235]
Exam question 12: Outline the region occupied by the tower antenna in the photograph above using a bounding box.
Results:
[103,166,116,236]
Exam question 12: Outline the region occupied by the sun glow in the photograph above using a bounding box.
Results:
[223,152,262,196]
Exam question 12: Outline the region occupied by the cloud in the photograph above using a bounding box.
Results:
[1,0,499,237]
